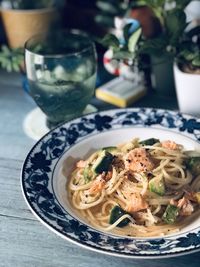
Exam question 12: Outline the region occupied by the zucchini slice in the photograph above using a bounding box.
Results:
[102,146,118,154]
[185,157,200,176]
[109,205,130,227]
[140,138,159,146]
[83,165,94,183]
[162,204,179,224]
[149,175,165,196]
[92,150,114,174]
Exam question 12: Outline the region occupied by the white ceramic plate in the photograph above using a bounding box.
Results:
[21,108,200,259]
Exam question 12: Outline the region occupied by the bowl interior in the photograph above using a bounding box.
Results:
[53,127,200,238]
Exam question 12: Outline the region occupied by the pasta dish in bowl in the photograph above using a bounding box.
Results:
[67,137,200,237]
[21,108,200,258]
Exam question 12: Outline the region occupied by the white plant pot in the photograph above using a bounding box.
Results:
[173,62,200,116]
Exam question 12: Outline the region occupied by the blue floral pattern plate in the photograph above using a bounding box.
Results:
[21,108,200,259]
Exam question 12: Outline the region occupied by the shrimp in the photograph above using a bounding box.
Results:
[124,147,154,173]
[126,193,148,213]
[76,160,87,168]
[161,140,179,150]
[177,197,194,216]
[88,174,106,194]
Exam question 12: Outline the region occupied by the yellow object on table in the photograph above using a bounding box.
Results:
[95,77,146,108]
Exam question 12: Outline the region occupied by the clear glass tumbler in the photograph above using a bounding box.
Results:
[25,30,97,129]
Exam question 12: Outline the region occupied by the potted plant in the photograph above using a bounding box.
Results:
[101,0,192,96]
[173,25,200,115]
[0,0,63,49]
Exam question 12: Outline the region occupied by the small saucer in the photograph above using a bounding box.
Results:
[23,104,97,140]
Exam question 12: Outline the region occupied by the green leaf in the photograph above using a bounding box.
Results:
[192,55,200,68]
[0,45,24,72]
[128,27,142,53]
[179,50,196,61]
[94,14,115,27]
[175,0,191,9]
[139,35,168,56]
[113,50,135,60]
[12,61,20,72]
[0,56,7,63]
[96,1,120,14]
[165,9,187,46]
[123,23,132,43]
[1,60,8,68]
[136,0,165,8]
[101,33,120,49]
[6,62,12,72]
[2,45,11,55]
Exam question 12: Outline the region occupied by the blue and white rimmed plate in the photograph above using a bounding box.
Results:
[21,108,200,259]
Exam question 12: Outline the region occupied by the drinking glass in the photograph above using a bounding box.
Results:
[25,30,97,129]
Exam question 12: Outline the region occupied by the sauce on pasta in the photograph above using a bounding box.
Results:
[67,138,200,237]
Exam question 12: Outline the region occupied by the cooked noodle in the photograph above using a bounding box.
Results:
[66,138,200,237]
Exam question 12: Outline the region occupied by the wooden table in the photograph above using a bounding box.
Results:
[1,71,200,267]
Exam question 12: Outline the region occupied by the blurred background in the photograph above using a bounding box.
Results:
[0,0,199,113]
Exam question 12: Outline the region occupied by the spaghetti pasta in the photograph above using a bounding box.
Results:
[66,138,200,237]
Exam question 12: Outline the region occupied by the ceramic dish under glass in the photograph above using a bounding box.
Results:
[21,108,200,259]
